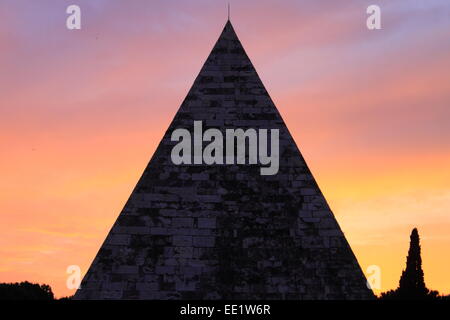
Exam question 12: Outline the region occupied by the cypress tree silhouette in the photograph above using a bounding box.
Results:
[397,228,427,297]
[380,228,439,300]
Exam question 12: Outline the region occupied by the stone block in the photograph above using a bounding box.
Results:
[193,236,215,247]
[172,217,194,228]
[173,235,192,247]
[198,217,216,229]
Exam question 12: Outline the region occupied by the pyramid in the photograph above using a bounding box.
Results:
[75,21,374,300]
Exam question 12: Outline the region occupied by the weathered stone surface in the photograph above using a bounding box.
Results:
[75,21,373,300]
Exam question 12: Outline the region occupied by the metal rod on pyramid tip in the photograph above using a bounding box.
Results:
[228,3,230,21]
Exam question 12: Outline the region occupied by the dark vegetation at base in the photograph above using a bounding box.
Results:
[0,280,447,300]
[0,281,54,300]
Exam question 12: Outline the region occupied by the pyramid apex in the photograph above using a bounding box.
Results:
[223,19,234,31]
[216,18,239,43]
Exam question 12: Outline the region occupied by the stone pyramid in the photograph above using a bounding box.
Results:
[75,20,373,300]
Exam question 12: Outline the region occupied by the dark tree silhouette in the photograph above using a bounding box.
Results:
[0,281,54,300]
[380,228,439,300]
[397,228,427,297]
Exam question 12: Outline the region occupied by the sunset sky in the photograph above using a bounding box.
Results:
[1,0,449,298]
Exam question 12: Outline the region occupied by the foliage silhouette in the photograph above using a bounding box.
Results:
[380,228,439,300]
[0,281,54,300]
